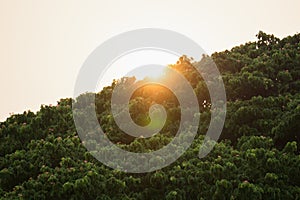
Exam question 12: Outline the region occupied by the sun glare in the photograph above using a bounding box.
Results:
[95,49,178,92]
[145,66,167,81]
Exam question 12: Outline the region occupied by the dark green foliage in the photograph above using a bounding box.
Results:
[0,32,299,199]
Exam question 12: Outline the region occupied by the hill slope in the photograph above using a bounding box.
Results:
[0,31,299,199]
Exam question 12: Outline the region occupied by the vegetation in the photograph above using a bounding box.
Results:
[0,31,299,199]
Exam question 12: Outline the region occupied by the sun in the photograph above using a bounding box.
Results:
[145,65,167,81]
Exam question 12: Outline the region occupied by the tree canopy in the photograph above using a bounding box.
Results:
[0,31,299,199]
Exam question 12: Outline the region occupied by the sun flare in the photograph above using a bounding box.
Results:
[145,66,167,81]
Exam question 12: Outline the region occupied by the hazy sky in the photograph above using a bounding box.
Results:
[1,0,300,121]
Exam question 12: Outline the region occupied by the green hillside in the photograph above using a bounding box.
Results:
[0,31,299,199]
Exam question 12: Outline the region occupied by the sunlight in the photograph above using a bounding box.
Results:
[144,65,167,81]
[95,49,178,92]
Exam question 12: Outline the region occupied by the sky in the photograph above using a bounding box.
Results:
[0,0,300,121]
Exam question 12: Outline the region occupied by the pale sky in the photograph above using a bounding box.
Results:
[0,0,300,121]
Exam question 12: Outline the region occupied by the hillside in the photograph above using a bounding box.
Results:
[0,31,299,199]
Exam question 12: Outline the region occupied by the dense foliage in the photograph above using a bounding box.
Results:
[0,31,299,199]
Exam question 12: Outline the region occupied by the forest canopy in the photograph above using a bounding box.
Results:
[0,31,299,199]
